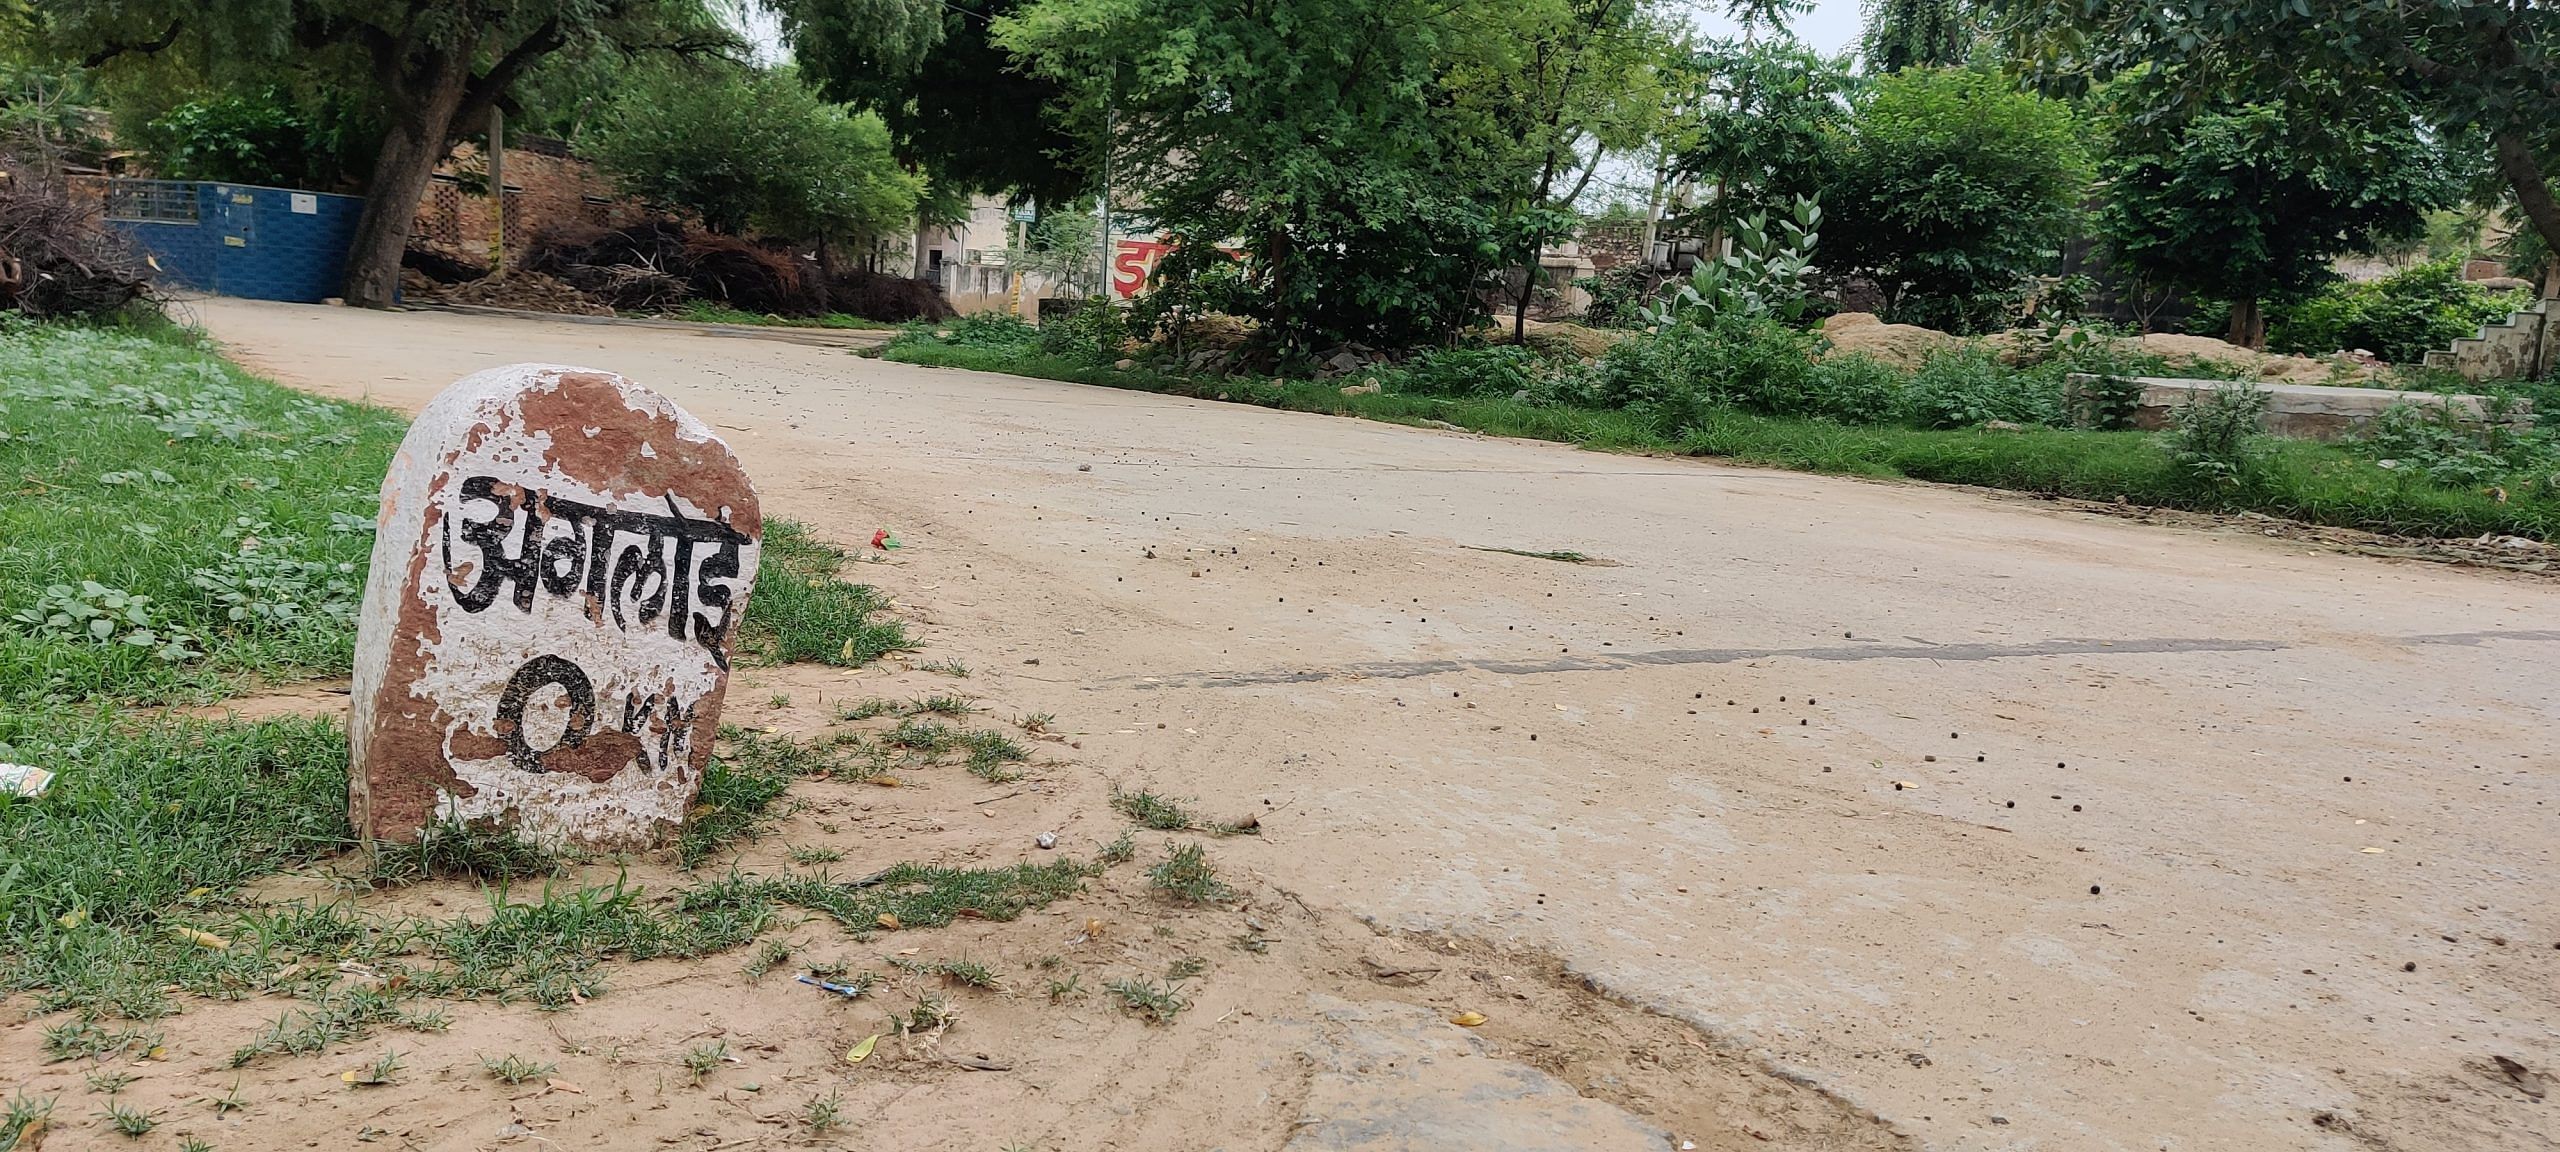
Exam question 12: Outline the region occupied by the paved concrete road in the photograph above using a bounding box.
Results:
[195,298,2560,1151]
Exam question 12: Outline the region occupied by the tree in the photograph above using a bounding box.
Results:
[1440,0,1671,341]
[1986,0,2560,296]
[776,0,1086,203]
[1665,36,1854,230]
[1859,0,1972,73]
[35,0,733,307]
[585,64,920,252]
[1820,66,2088,332]
[2098,86,2450,347]
[996,0,1516,352]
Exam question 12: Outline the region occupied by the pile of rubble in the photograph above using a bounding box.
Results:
[401,269,615,316]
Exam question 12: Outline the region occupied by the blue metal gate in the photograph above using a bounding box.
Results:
[104,180,366,303]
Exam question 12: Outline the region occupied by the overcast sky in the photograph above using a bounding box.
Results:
[1692,0,1865,54]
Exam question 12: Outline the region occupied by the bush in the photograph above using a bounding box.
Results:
[2167,383,2270,490]
[1905,347,2062,429]
[2269,259,2533,364]
[1036,297,1131,359]
[942,311,1039,349]
[1393,345,1551,397]
[1585,318,1826,434]
[1574,266,1651,330]
[2359,398,2560,492]
[1802,354,1907,425]
[826,270,955,323]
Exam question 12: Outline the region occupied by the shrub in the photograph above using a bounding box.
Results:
[2359,397,2560,491]
[1906,347,2061,429]
[2269,259,2533,364]
[1393,344,1551,397]
[1590,318,1823,432]
[1036,297,1130,360]
[1574,265,1651,330]
[2167,383,2270,489]
[942,311,1039,349]
[1802,354,1907,425]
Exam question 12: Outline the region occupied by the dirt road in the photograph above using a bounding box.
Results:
[192,299,2559,1150]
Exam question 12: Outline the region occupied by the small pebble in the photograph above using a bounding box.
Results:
[2004,800,2015,808]
[2072,804,2082,812]
[1035,832,1057,850]
[2403,961,2418,972]
[2088,885,2101,895]
[1924,755,1937,763]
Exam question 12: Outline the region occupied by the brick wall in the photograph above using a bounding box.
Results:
[412,138,650,266]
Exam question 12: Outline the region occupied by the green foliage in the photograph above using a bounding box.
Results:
[886,336,2560,539]
[1861,0,1975,73]
[1590,317,1826,431]
[2098,87,2451,338]
[0,322,404,706]
[1905,346,2061,429]
[1573,265,1651,330]
[1803,354,1908,426]
[1036,297,1129,360]
[1640,196,1823,327]
[586,63,922,245]
[1823,67,2090,334]
[1392,345,1553,399]
[135,87,355,189]
[1987,0,2560,296]
[940,312,1041,349]
[2359,399,2560,494]
[997,0,1524,350]
[2166,384,2270,490]
[1148,842,1232,904]
[1667,38,1853,227]
[736,521,909,668]
[2269,260,2533,366]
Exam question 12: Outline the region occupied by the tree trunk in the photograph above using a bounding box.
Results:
[912,212,932,280]
[1513,262,1537,343]
[2227,298,2264,350]
[2491,129,2560,300]
[343,56,473,309]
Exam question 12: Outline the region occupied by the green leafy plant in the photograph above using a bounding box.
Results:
[1640,196,1822,328]
[1148,842,1233,905]
[482,1053,557,1085]
[1905,347,2061,430]
[2167,384,2271,490]
[1105,977,1188,1024]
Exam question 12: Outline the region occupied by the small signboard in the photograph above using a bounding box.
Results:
[290,193,318,215]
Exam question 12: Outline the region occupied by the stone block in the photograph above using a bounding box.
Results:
[350,364,761,848]
[2064,374,2532,441]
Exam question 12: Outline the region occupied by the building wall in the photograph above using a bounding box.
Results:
[411,138,651,266]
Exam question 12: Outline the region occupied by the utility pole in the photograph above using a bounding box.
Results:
[488,107,505,279]
[1096,99,1113,301]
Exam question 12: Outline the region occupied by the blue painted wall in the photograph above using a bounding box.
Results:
[107,181,366,304]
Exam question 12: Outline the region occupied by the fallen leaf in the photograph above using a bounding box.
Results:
[168,926,230,950]
[1450,1011,1488,1027]
[876,913,901,930]
[2360,847,2387,854]
[13,1118,41,1150]
[56,908,86,930]
[845,1034,881,1065]
[545,1079,582,1094]
[871,776,901,787]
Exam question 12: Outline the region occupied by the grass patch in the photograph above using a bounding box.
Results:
[740,521,911,666]
[367,818,564,886]
[1105,976,1188,1024]
[675,302,894,331]
[0,320,408,707]
[884,335,2560,541]
[1472,546,1593,563]
[748,858,1096,934]
[1109,784,1257,835]
[1147,842,1233,905]
[482,1053,555,1085]
[959,730,1028,782]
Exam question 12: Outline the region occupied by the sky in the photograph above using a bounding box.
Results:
[1691,0,1865,54]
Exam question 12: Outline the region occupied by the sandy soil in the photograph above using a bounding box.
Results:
[8,297,2552,1152]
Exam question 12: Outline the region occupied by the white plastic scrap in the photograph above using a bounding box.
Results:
[0,763,52,799]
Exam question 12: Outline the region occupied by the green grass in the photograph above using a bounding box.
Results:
[884,336,2560,541]
[675,302,895,331]
[1147,842,1233,905]
[740,521,912,666]
[481,1053,556,1085]
[0,319,408,707]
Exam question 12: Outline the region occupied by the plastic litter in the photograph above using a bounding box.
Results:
[797,973,867,999]
[0,763,53,798]
[870,529,902,551]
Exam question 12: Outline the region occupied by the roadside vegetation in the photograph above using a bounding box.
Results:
[676,302,896,330]
[889,291,2560,544]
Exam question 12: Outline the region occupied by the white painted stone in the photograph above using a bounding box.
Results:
[350,364,760,848]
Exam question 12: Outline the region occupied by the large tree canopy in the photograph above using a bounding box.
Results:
[33,0,734,306]
[2098,82,2450,347]
[1820,65,2089,332]
[585,63,920,249]
[1987,0,2560,294]
[775,0,1086,202]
